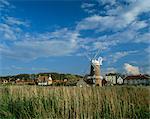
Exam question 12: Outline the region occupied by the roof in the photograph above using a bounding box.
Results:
[106,73,118,76]
[16,80,35,83]
[85,79,94,85]
[124,75,149,80]
[53,80,65,83]
[83,75,94,85]
[77,79,87,85]
[38,76,49,82]
[77,79,87,84]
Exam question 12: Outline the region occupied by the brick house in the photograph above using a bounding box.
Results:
[37,75,52,86]
[124,74,150,85]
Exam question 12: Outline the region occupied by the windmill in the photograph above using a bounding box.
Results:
[85,50,103,86]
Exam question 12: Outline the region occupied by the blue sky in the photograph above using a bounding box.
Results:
[0,0,150,76]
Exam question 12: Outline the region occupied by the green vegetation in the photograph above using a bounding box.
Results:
[0,86,149,119]
[0,72,82,81]
[0,73,82,86]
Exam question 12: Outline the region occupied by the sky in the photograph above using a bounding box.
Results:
[0,0,150,76]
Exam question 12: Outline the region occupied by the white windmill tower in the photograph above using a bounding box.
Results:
[85,50,103,86]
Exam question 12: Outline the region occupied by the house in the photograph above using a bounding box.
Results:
[8,77,16,84]
[15,78,23,85]
[15,79,35,85]
[37,75,52,86]
[76,76,106,87]
[63,78,68,82]
[0,78,8,84]
[117,77,124,85]
[124,74,150,85]
[2,79,8,84]
[52,79,69,86]
[102,79,107,86]
[76,79,89,87]
[0,79,2,84]
[105,73,124,85]
[105,73,117,85]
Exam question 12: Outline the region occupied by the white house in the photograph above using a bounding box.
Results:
[117,77,124,84]
[105,73,124,85]
[105,73,117,85]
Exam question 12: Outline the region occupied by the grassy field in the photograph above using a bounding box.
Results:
[0,86,149,119]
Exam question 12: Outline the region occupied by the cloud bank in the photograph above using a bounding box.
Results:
[124,63,140,75]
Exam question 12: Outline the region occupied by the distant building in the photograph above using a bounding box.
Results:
[76,76,106,87]
[15,79,35,85]
[0,79,2,84]
[102,79,107,86]
[8,77,15,84]
[2,79,8,84]
[105,73,124,85]
[37,75,52,86]
[124,74,150,85]
[0,77,9,84]
[117,77,124,84]
[63,78,68,82]
[76,79,89,87]
[105,73,117,85]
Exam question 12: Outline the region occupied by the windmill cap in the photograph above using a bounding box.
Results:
[92,59,100,65]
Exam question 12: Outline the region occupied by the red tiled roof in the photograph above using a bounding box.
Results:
[53,80,65,83]
[124,75,149,80]
[38,76,49,81]
[16,80,35,83]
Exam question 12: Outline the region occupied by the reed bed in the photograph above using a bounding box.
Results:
[0,86,149,119]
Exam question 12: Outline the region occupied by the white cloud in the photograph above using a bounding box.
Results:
[90,24,149,50]
[81,3,95,9]
[96,0,116,6]
[107,51,138,63]
[0,28,80,60]
[77,13,148,33]
[0,23,18,40]
[76,15,148,33]
[129,21,148,31]
[135,33,150,43]
[105,67,117,74]
[124,63,140,75]
[0,0,80,60]
[76,0,150,53]
[4,16,30,27]
[83,9,96,14]
[78,0,150,34]
[0,0,14,12]
[0,16,29,41]
[145,47,150,53]
[76,15,102,30]
[112,52,129,63]
[122,0,150,24]
[0,0,9,5]
[111,51,137,63]
[0,0,10,9]
[76,15,127,31]
[81,3,96,14]
[93,39,118,50]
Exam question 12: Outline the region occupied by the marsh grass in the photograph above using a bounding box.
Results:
[0,86,149,119]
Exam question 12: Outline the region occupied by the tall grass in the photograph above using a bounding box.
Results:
[0,86,149,119]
